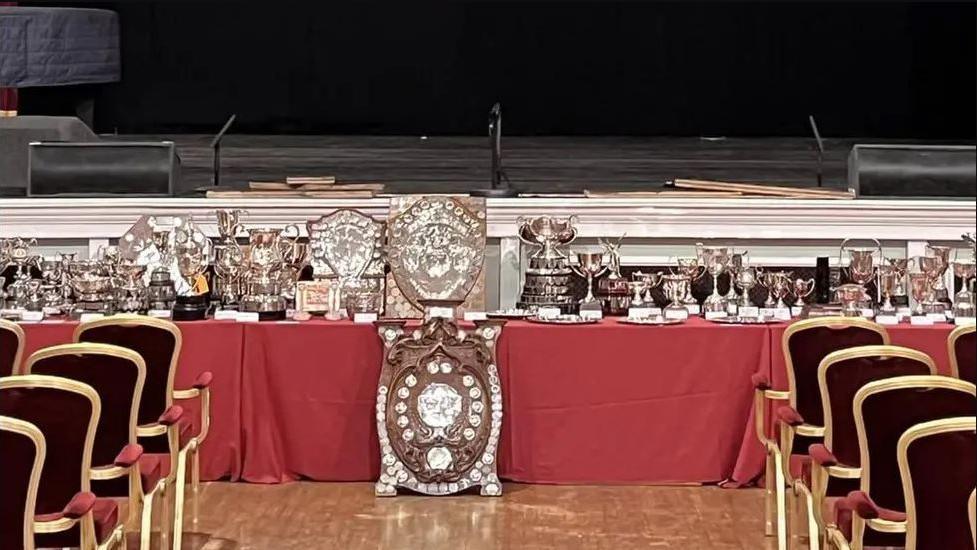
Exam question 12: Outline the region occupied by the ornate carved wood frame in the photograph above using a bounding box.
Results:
[375,317,505,497]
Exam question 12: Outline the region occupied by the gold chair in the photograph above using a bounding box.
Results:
[754,316,888,549]
[948,324,976,384]
[0,375,125,550]
[0,415,46,550]
[807,346,935,548]
[26,342,170,550]
[0,317,26,376]
[969,488,976,547]
[75,314,213,550]
[897,416,976,550]
[824,375,976,550]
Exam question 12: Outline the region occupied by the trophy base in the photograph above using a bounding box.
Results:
[258,310,287,321]
[172,294,209,321]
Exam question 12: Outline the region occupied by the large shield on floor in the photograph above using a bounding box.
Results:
[374,196,504,497]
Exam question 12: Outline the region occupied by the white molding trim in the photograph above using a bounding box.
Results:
[1,196,973,241]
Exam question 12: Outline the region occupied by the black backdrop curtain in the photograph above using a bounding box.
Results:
[21,1,976,138]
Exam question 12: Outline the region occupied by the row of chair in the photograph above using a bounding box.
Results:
[0,316,213,550]
[754,318,976,550]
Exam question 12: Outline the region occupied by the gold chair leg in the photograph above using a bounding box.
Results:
[160,483,170,550]
[190,444,201,526]
[774,450,788,550]
[172,448,190,550]
[796,484,821,550]
[139,485,157,550]
[765,452,776,537]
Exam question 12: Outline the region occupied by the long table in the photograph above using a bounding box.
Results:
[15,318,955,486]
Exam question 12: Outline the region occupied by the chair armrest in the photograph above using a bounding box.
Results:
[192,371,213,389]
[752,372,771,390]
[847,491,908,522]
[114,443,144,467]
[174,371,213,399]
[62,491,96,519]
[159,405,185,426]
[777,405,805,427]
[809,444,838,467]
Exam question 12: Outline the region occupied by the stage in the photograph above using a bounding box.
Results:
[106,134,893,193]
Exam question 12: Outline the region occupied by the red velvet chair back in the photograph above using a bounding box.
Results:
[25,344,144,472]
[854,376,975,545]
[0,375,99,547]
[898,417,977,550]
[820,346,935,468]
[74,316,180,450]
[784,318,889,427]
[0,415,45,550]
[949,326,976,384]
[0,318,25,377]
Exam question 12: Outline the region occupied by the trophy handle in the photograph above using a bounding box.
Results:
[692,265,706,282]
[800,278,816,298]
[569,264,585,279]
[281,224,301,240]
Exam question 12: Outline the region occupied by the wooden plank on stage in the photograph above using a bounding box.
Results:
[207,190,375,198]
[250,181,383,192]
[671,178,853,199]
[285,176,336,185]
[584,189,743,198]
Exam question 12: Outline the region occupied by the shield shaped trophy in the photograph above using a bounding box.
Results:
[374,196,505,497]
[306,209,386,316]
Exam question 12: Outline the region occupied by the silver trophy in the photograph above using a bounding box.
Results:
[724,250,749,302]
[672,256,705,307]
[876,265,898,314]
[213,244,245,308]
[885,257,912,300]
[698,244,730,313]
[925,244,952,303]
[240,225,299,320]
[215,209,247,245]
[951,258,976,319]
[662,274,690,317]
[908,272,932,316]
[171,218,211,321]
[916,255,945,313]
[66,260,113,315]
[571,251,608,313]
[735,267,758,308]
[516,215,578,313]
[115,263,148,313]
[792,277,816,307]
[835,283,866,317]
[839,238,881,305]
[758,269,793,309]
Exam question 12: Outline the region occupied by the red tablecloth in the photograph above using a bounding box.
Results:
[13,318,956,486]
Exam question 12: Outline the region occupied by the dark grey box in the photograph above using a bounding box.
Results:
[28,141,183,197]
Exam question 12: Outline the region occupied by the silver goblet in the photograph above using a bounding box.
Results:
[792,278,816,307]
[698,245,730,313]
[571,252,607,311]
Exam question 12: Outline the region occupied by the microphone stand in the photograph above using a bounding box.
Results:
[471,103,518,197]
[808,115,825,188]
[211,114,237,187]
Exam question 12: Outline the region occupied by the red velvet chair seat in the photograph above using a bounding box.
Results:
[35,497,119,546]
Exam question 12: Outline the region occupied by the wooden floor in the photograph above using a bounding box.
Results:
[146,482,799,550]
[112,134,926,194]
